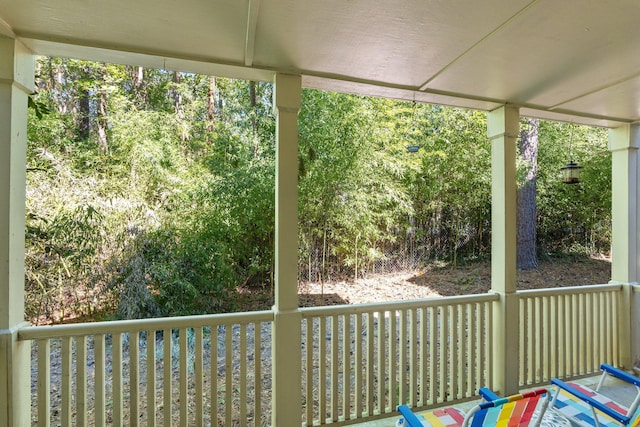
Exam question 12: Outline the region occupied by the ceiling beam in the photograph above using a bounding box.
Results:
[0,16,15,38]
[244,0,261,67]
[418,0,540,92]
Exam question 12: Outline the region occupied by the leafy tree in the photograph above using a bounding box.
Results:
[24,56,613,323]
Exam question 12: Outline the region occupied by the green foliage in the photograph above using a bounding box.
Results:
[25,56,612,323]
[536,122,611,254]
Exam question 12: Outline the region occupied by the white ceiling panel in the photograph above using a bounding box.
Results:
[553,75,640,123]
[0,0,248,63]
[254,0,534,88]
[1,0,640,126]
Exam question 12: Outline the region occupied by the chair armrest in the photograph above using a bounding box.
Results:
[478,387,500,401]
[398,405,426,427]
[601,364,640,387]
[551,378,630,424]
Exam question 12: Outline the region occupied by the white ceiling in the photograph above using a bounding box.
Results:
[1,0,639,127]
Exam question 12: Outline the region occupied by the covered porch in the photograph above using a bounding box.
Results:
[2,1,640,425]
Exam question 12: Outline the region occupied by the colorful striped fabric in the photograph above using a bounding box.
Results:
[552,383,634,427]
[397,389,550,427]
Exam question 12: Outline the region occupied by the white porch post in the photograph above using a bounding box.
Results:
[608,124,639,370]
[487,105,519,395]
[271,73,302,426]
[0,35,34,427]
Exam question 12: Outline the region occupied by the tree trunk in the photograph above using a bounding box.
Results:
[132,66,146,106]
[517,117,539,270]
[77,66,91,140]
[249,81,258,135]
[207,75,217,132]
[172,71,183,116]
[97,82,108,153]
[172,71,190,141]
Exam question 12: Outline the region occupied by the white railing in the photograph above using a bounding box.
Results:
[19,311,274,427]
[300,293,499,426]
[518,283,622,387]
[17,284,627,426]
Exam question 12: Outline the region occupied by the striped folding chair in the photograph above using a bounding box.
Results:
[397,388,551,427]
[551,364,640,427]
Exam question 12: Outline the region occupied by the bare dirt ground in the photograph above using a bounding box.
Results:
[294,255,612,308]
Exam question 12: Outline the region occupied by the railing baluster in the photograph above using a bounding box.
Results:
[77,335,87,427]
[527,297,534,384]
[210,325,218,426]
[428,307,437,405]
[398,310,402,410]
[419,308,427,407]
[409,309,417,405]
[355,314,363,418]
[366,312,374,416]
[61,337,72,427]
[578,293,586,374]
[543,296,551,381]
[607,291,614,364]
[538,296,543,380]
[113,333,123,427]
[377,310,385,414]
[438,306,447,402]
[604,290,610,363]
[305,318,313,425]
[146,330,156,427]
[225,325,232,426]
[330,315,339,421]
[319,316,326,423]
[549,296,557,379]
[179,328,188,427]
[612,290,620,365]
[162,329,171,426]
[37,339,51,427]
[519,298,525,385]
[94,334,105,426]
[583,294,597,372]
[595,293,603,367]
[130,331,139,427]
[573,294,580,376]
[467,304,475,396]
[389,310,397,412]
[450,305,458,400]
[486,301,493,390]
[239,324,247,427]
[254,322,262,427]
[342,313,351,420]
[558,295,566,378]
[195,327,203,427]
[374,311,384,414]
[474,303,482,392]
[457,304,473,398]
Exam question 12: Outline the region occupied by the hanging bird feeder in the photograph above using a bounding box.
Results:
[561,161,582,184]
[405,99,420,153]
[561,124,582,184]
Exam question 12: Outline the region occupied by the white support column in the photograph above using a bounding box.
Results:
[0,35,34,427]
[271,73,302,426]
[608,124,639,370]
[487,105,519,395]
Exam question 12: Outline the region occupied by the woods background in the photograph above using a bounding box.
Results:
[25,58,611,324]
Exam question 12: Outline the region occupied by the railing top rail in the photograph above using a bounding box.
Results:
[517,283,621,298]
[18,310,274,341]
[300,293,499,317]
